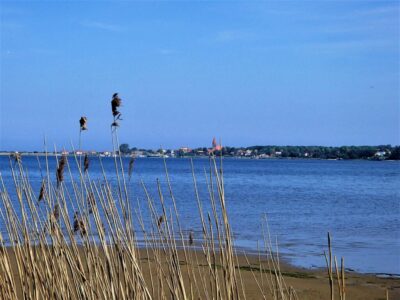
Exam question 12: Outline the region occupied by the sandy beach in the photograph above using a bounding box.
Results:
[4,246,399,300]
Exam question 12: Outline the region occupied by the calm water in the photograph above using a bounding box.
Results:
[0,156,399,274]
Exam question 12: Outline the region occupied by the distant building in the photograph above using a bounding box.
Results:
[211,137,222,151]
[245,150,252,156]
[375,151,386,157]
[237,150,245,156]
[179,147,191,153]
[132,150,145,157]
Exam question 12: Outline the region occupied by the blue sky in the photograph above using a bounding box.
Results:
[0,1,399,151]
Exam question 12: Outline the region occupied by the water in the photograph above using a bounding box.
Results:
[0,156,399,274]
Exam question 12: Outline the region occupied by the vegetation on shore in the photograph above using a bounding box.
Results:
[119,144,400,160]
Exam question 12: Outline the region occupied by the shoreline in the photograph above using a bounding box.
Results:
[1,152,399,162]
[3,239,399,278]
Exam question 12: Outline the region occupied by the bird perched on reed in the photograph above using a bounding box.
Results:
[79,116,88,131]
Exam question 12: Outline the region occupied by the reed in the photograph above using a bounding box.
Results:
[324,232,346,300]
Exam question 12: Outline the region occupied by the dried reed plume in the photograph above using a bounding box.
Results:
[11,152,21,163]
[84,153,90,172]
[38,180,45,202]
[111,93,122,119]
[157,215,164,227]
[73,212,87,236]
[56,155,66,186]
[189,230,194,246]
[73,212,79,232]
[79,116,88,131]
[87,192,95,214]
[128,156,135,181]
[53,204,60,221]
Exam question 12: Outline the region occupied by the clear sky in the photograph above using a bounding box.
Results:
[0,1,399,151]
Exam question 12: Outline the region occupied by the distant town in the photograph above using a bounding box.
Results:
[1,138,399,160]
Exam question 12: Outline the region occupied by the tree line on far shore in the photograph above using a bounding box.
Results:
[119,144,400,160]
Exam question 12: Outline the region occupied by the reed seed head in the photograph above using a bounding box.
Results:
[79,116,88,131]
[87,192,95,214]
[157,215,164,227]
[53,204,60,221]
[128,156,135,180]
[84,154,89,172]
[56,155,66,187]
[189,231,194,246]
[73,212,87,236]
[79,219,87,236]
[73,212,79,232]
[38,180,45,201]
[111,93,122,118]
[11,152,21,163]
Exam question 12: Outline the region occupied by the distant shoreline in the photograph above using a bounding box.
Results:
[0,152,398,161]
[1,144,399,160]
